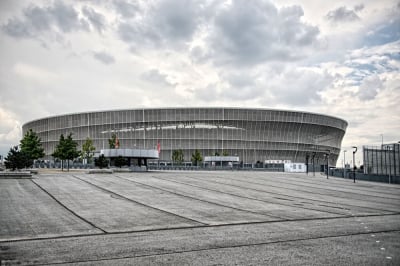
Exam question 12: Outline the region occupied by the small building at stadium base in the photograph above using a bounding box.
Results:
[204,156,240,167]
[265,160,307,173]
[100,148,159,168]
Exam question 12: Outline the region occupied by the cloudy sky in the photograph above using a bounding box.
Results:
[0,0,399,166]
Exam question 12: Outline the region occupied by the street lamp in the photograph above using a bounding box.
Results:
[352,146,357,183]
[343,150,347,178]
[312,152,316,176]
[305,154,310,175]
[386,146,391,184]
[326,150,330,179]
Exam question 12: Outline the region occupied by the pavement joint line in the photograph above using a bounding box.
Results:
[151,175,378,216]
[238,173,400,194]
[151,175,349,215]
[207,175,400,210]
[230,174,400,199]
[30,179,107,234]
[1,213,399,244]
[224,174,400,200]
[113,174,287,220]
[71,175,208,226]
[17,229,400,266]
[164,175,398,213]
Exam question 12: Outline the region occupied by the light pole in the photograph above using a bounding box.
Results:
[312,152,316,176]
[343,150,347,178]
[386,146,391,184]
[326,150,330,179]
[306,154,310,175]
[352,146,357,183]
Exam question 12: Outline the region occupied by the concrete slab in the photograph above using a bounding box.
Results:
[119,175,340,220]
[0,179,101,241]
[145,173,390,216]
[157,172,398,214]
[74,174,276,225]
[34,176,202,232]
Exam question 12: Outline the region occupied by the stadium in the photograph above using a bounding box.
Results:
[22,108,347,167]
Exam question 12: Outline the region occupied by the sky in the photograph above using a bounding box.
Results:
[0,0,399,166]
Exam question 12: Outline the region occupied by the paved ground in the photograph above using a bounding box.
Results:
[0,170,399,265]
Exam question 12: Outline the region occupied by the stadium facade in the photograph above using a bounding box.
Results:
[22,108,347,166]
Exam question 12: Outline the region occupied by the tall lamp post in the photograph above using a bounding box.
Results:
[352,146,357,183]
[326,150,330,179]
[312,152,316,176]
[386,146,391,184]
[343,150,347,178]
[306,154,309,175]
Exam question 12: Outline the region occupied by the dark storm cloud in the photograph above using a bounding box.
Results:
[2,2,89,39]
[140,69,175,86]
[208,0,320,66]
[117,0,203,47]
[354,4,365,12]
[93,51,115,65]
[82,6,106,33]
[152,0,201,40]
[325,6,360,23]
[113,0,141,18]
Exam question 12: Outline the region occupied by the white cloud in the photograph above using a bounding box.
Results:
[13,62,60,82]
[0,107,21,155]
[357,74,383,100]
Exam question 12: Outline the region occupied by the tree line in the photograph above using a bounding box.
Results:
[4,129,100,171]
[4,131,130,171]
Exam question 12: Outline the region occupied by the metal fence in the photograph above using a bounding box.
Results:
[363,143,400,178]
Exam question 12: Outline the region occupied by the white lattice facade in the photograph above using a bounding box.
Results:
[22,108,347,165]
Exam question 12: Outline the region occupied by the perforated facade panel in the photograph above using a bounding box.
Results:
[22,108,347,164]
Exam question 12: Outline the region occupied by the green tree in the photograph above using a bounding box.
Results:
[4,146,31,170]
[214,151,220,156]
[95,154,109,169]
[20,129,45,167]
[222,150,229,156]
[191,149,203,167]
[52,133,80,171]
[52,134,66,170]
[114,156,128,168]
[172,149,184,165]
[108,133,117,148]
[81,137,96,164]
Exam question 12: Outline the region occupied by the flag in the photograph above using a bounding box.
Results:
[157,140,161,155]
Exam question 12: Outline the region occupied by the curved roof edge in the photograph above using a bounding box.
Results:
[23,107,348,128]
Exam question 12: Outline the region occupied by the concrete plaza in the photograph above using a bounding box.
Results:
[1,170,399,265]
